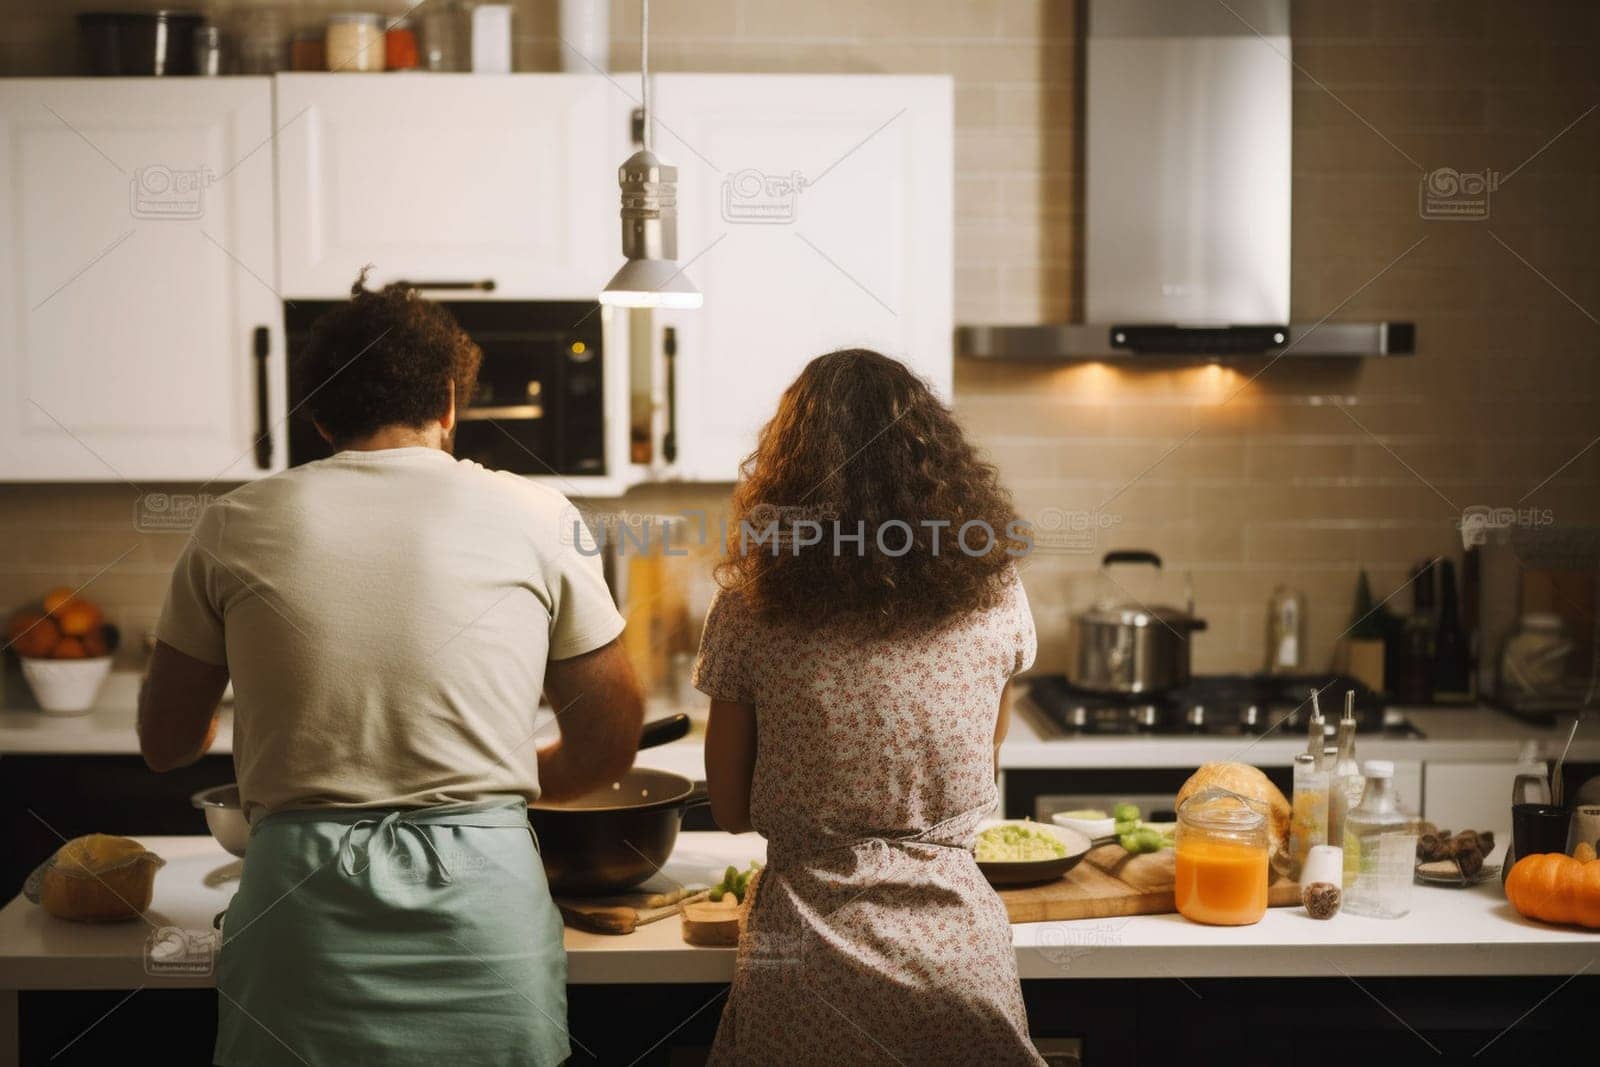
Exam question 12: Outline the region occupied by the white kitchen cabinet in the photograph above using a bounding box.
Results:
[275,74,619,300]
[648,74,953,482]
[0,79,285,482]
[1422,760,1545,830]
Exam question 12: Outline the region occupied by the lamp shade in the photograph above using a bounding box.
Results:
[598,257,704,309]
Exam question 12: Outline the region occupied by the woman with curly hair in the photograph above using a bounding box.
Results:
[694,348,1043,1065]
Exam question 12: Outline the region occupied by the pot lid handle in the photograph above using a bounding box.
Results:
[1101,549,1162,570]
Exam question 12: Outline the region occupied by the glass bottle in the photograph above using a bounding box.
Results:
[1305,688,1327,770]
[1265,585,1305,674]
[1342,760,1419,918]
[1394,560,1436,704]
[1327,692,1363,850]
[1431,558,1471,700]
[1290,752,1328,880]
[237,9,286,74]
[1347,569,1387,641]
[1174,788,1270,926]
[194,25,223,76]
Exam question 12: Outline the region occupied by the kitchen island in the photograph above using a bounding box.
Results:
[3,832,1596,1064]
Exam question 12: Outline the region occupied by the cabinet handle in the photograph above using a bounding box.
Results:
[252,326,272,469]
[389,279,497,293]
[662,326,678,464]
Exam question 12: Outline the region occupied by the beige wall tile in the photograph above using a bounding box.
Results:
[0,0,1595,676]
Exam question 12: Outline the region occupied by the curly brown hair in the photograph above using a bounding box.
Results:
[292,268,482,446]
[716,349,1026,634]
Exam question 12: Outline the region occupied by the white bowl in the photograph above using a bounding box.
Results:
[20,656,113,715]
[1051,810,1117,839]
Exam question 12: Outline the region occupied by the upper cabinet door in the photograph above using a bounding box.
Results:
[0,79,284,482]
[650,74,953,482]
[275,74,618,300]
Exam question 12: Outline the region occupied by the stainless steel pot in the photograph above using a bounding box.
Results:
[1069,550,1207,694]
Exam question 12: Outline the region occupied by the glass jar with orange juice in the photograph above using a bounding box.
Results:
[1174,787,1270,925]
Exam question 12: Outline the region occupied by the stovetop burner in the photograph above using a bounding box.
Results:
[1028,673,1424,739]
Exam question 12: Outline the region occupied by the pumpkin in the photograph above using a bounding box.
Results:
[1504,852,1600,929]
[24,834,165,922]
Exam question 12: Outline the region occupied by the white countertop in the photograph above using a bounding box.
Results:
[4,672,1593,774]
[1,832,1595,990]
[0,673,707,770]
[997,696,1599,768]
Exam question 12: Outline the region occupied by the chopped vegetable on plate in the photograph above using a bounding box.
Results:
[975,823,1068,863]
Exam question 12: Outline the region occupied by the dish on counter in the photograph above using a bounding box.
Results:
[974,819,1091,887]
[1414,824,1498,887]
[1415,858,1500,886]
[1050,808,1115,839]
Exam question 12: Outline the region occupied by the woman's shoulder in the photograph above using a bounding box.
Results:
[704,583,759,632]
[979,566,1030,619]
[940,567,1033,646]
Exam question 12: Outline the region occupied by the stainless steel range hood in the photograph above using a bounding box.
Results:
[959,0,1413,360]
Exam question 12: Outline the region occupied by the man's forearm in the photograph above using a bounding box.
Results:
[535,738,631,803]
[140,707,220,772]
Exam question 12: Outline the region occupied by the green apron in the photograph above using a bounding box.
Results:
[214,796,569,1067]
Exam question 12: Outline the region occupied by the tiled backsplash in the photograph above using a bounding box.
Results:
[2,1,1597,676]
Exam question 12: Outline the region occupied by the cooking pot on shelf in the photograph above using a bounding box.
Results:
[1068,550,1207,695]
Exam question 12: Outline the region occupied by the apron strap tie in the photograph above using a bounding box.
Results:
[336,811,456,885]
[767,803,995,870]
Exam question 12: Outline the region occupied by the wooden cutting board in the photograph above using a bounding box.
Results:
[997,844,1301,923]
[555,884,708,935]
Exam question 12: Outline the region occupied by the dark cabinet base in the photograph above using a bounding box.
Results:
[18,976,1595,1065]
[0,754,237,900]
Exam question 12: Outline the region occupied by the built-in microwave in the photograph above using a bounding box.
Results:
[286,299,606,476]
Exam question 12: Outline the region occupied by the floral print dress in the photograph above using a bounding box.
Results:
[692,571,1043,1066]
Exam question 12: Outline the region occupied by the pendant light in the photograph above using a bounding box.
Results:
[598,0,702,309]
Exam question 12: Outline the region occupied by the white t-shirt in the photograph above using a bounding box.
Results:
[156,446,624,821]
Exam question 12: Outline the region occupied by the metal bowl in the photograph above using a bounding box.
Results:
[191,784,249,857]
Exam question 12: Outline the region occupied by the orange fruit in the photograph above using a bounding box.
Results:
[7,612,59,658]
[52,637,88,660]
[81,630,109,658]
[7,611,41,641]
[56,602,103,637]
[41,587,77,616]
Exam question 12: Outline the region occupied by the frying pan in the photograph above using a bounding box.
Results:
[529,712,709,895]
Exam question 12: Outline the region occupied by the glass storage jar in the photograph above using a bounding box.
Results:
[1174,787,1270,926]
[326,13,386,72]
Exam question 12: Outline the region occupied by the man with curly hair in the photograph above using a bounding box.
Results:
[138,270,643,1066]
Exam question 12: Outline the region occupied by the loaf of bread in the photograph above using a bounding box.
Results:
[1176,762,1293,867]
[25,834,164,922]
